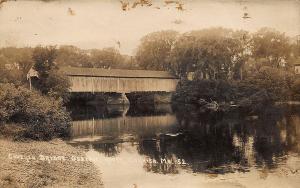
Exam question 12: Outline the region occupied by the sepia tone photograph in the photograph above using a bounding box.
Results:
[0,0,300,187]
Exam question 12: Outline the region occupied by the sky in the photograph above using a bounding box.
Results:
[0,0,299,55]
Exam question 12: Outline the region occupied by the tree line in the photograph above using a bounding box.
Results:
[1,27,299,82]
[134,27,300,108]
[136,27,299,80]
[0,27,300,104]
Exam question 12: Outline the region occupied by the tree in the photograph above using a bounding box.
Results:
[90,47,125,69]
[170,28,247,80]
[251,28,292,68]
[32,46,70,102]
[291,79,300,100]
[0,47,33,83]
[136,30,179,71]
[56,45,93,68]
[18,59,34,79]
[46,69,71,102]
[33,46,58,94]
[243,66,295,101]
[0,63,23,85]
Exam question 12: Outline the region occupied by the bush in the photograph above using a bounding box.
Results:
[172,80,236,104]
[32,46,71,103]
[243,67,294,101]
[173,67,296,109]
[0,123,26,139]
[0,83,71,140]
[0,65,23,85]
[45,69,71,103]
[237,89,272,112]
[291,79,300,100]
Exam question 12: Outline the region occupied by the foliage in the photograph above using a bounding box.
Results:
[136,30,179,71]
[0,47,33,77]
[32,46,58,93]
[242,66,294,101]
[32,46,71,102]
[0,47,33,84]
[172,79,236,104]
[90,47,125,69]
[56,45,137,69]
[173,66,296,110]
[170,28,249,80]
[0,64,23,85]
[0,83,70,140]
[251,28,292,68]
[291,78,300,100]
[56,45,93,67]
[45,69,71,102]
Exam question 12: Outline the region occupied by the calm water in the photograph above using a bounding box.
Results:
[67,104,300,188]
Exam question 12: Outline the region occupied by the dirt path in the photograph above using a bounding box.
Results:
[0,138,103,188]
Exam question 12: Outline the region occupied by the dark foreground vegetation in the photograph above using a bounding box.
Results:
[0,46,71,140]
[0,27,300,139]
[0,83,70,140]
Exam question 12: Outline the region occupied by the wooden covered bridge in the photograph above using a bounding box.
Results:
[59,67,179,93]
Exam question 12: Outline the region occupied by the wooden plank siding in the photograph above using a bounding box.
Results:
[68,76,179,93]
[60,67,179,93]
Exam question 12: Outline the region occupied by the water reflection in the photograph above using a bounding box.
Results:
[68,103,300,186]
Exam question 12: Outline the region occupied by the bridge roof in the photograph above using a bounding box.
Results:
[60,67,178,79]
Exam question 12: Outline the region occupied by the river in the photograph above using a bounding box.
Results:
[67,104,300,188]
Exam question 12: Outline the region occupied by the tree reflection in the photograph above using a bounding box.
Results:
[92,142,122,157]
[68,103,300,175]
[137,104,300,174]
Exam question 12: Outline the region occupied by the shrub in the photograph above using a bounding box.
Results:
[172,80,236,104]
[173,67,296,108]
[243,66,294,101]
[237,89,272,112]
[0,83,71,140]
[0,64,23,85]
[0,123,26,139]
[291,79,300,100]
[32,46,71,103]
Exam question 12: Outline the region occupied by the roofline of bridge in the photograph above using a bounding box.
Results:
[60,66,179,79]
[66,74,179,79]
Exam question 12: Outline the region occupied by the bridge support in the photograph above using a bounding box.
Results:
[107,93,130,105]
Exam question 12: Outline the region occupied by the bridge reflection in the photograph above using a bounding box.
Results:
[69,104,178,139]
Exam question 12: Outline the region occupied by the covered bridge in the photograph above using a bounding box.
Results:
[60,67,179,93]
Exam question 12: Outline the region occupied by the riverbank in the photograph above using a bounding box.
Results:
[0,138,103,188]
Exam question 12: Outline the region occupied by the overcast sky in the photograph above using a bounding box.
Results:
[0,0,299,55]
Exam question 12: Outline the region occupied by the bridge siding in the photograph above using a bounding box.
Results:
[69,76,178,93]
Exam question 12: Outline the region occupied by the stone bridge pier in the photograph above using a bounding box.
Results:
[107,93,130,105]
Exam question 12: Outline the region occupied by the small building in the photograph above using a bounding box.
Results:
[295,63,300,75]
[26,67,39,79]
[294,57,300,75]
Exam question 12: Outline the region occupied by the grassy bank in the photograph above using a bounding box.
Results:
[0,138,103,188]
